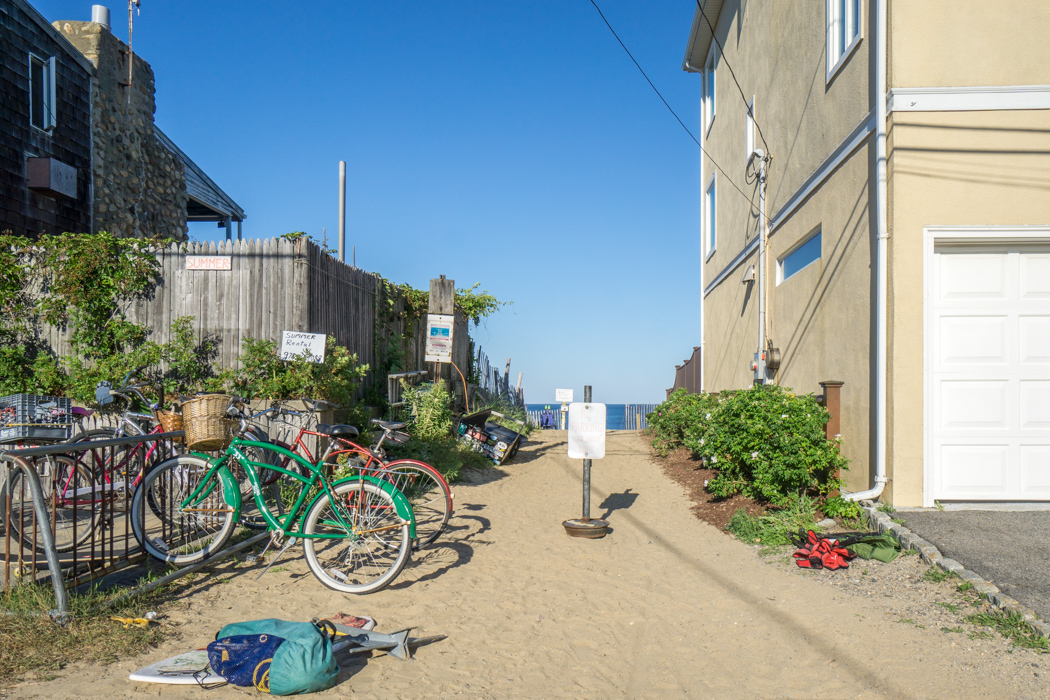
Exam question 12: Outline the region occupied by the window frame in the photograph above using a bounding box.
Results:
[826,0,862,83]
[777,228,822,285]
[28,53,57,132]
[704,174,717,260]
[703,44,717,135]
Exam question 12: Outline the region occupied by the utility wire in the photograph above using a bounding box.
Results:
[587,0,765,221]
[694,0,770,156]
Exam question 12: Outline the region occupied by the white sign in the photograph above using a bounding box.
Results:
[567,403,606,459]
[425,314,455,363]
[280,331,326,363]
[555,388,573,403]
[186,255,232,271]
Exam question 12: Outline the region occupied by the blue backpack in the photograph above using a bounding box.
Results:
[208,619,340,695]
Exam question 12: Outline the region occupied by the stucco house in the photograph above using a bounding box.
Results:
[684,0,1050,506]
[0,0,243,240]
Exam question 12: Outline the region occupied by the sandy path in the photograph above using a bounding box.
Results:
[11,431,1050,699]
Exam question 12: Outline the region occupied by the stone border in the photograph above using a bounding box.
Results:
[859,500,1050,638]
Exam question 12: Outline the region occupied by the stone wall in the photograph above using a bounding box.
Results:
[54,20,187,240]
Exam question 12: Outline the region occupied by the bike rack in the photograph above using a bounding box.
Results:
[0,431,185,619]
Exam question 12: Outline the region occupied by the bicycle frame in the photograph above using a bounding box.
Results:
[181,438,415,539]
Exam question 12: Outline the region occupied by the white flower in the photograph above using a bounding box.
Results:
[711,456,717,463]
[751,451,758,459]
[781,414,787,419]
[703,479,709,487]
[699,438,705,445]
[706,413,712,420]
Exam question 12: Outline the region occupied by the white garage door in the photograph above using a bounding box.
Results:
[931,244,1050,500]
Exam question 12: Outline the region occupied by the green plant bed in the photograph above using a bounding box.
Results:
[725,494,822,546]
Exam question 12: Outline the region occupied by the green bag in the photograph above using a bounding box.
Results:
[214,619,339,695]
[844,533,901,563]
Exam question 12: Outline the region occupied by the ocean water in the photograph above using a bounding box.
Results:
[526,403,658,430]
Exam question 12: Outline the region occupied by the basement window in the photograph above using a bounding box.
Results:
[778,229,822,284]
[29,54,57,131]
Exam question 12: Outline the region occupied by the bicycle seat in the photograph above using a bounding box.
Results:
[370,419,407,431]
[71,407,94,417]
[316,423,360,439]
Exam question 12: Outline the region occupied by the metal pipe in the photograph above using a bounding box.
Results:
[846,0,889,502]
[582,385,592,520]
[3,458,69,617]
[338,161,347,264]
[758,155,768,384]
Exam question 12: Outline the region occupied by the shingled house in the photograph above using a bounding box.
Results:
[0,0,244,239]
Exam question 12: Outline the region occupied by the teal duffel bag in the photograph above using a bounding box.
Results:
[210,619,340,695]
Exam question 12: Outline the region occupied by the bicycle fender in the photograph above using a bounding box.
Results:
[309,476,416,539]
[214,464,243,522]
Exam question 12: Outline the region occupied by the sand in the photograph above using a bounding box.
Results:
[9,430,1050,699]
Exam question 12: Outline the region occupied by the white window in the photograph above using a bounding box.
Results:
[705,175,717,258]
[777,229,822,284]
[826,0,862,82]
[745,97,755,162]
[703,46,716,134]
[29,54,57,132]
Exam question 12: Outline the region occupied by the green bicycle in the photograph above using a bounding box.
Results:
[130,399,416,594]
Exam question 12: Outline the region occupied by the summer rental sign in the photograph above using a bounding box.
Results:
[280,331,326,363]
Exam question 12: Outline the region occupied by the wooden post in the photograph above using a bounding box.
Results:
[820,380,844,442]
[820,380,845,497]
[429,276,455,388]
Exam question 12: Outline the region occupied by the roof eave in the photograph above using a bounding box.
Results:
[681,0,724,73]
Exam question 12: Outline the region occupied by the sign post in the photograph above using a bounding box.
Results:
[563,385,609,538]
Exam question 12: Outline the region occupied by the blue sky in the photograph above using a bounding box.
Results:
[38,0,704,404]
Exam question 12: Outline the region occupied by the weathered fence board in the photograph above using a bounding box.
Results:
[39,238,468,390]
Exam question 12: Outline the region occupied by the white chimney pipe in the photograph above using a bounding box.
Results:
[91,5,111,29]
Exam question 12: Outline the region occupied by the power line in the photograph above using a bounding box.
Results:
[694,0,770,156]
[587,0,765,221]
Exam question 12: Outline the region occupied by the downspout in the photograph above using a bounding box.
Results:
[684,58,705,390]
[846,0,889,501]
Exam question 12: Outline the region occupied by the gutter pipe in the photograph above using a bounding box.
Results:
[846,0,889,501]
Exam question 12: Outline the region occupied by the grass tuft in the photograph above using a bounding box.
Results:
[725,494,820,547]
[922,567,953,583]
[965,610,1050,652]
[0,581,168,682]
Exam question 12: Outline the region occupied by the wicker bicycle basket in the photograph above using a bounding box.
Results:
[180,394,234,451]
[154,408,185,444]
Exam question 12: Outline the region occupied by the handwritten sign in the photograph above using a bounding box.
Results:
[425,314,454,363]
[280,331,326,363]
[567,403,606,459]
[185,255,232,271]
[555,388,573,403]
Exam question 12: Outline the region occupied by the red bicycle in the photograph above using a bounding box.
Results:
[254,400,453,550]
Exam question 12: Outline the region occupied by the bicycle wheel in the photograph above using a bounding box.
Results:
[375,460,452,549]
[4,455,96,553]
[131,455,236,565]
[302,480,412,594]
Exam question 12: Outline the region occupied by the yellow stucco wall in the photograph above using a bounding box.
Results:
[890,0,1050,88]
[887,109,1050,506]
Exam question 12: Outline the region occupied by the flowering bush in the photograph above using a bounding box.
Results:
[645,389,719,456]
[648,384,848,505]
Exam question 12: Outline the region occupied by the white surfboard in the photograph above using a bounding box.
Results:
[128,650,226,686]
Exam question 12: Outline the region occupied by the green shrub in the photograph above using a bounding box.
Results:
[822,494,863,524]
[690,385,848,505]
[388,379,489,481]
[646,389,718,456]
[232,336,368,406]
